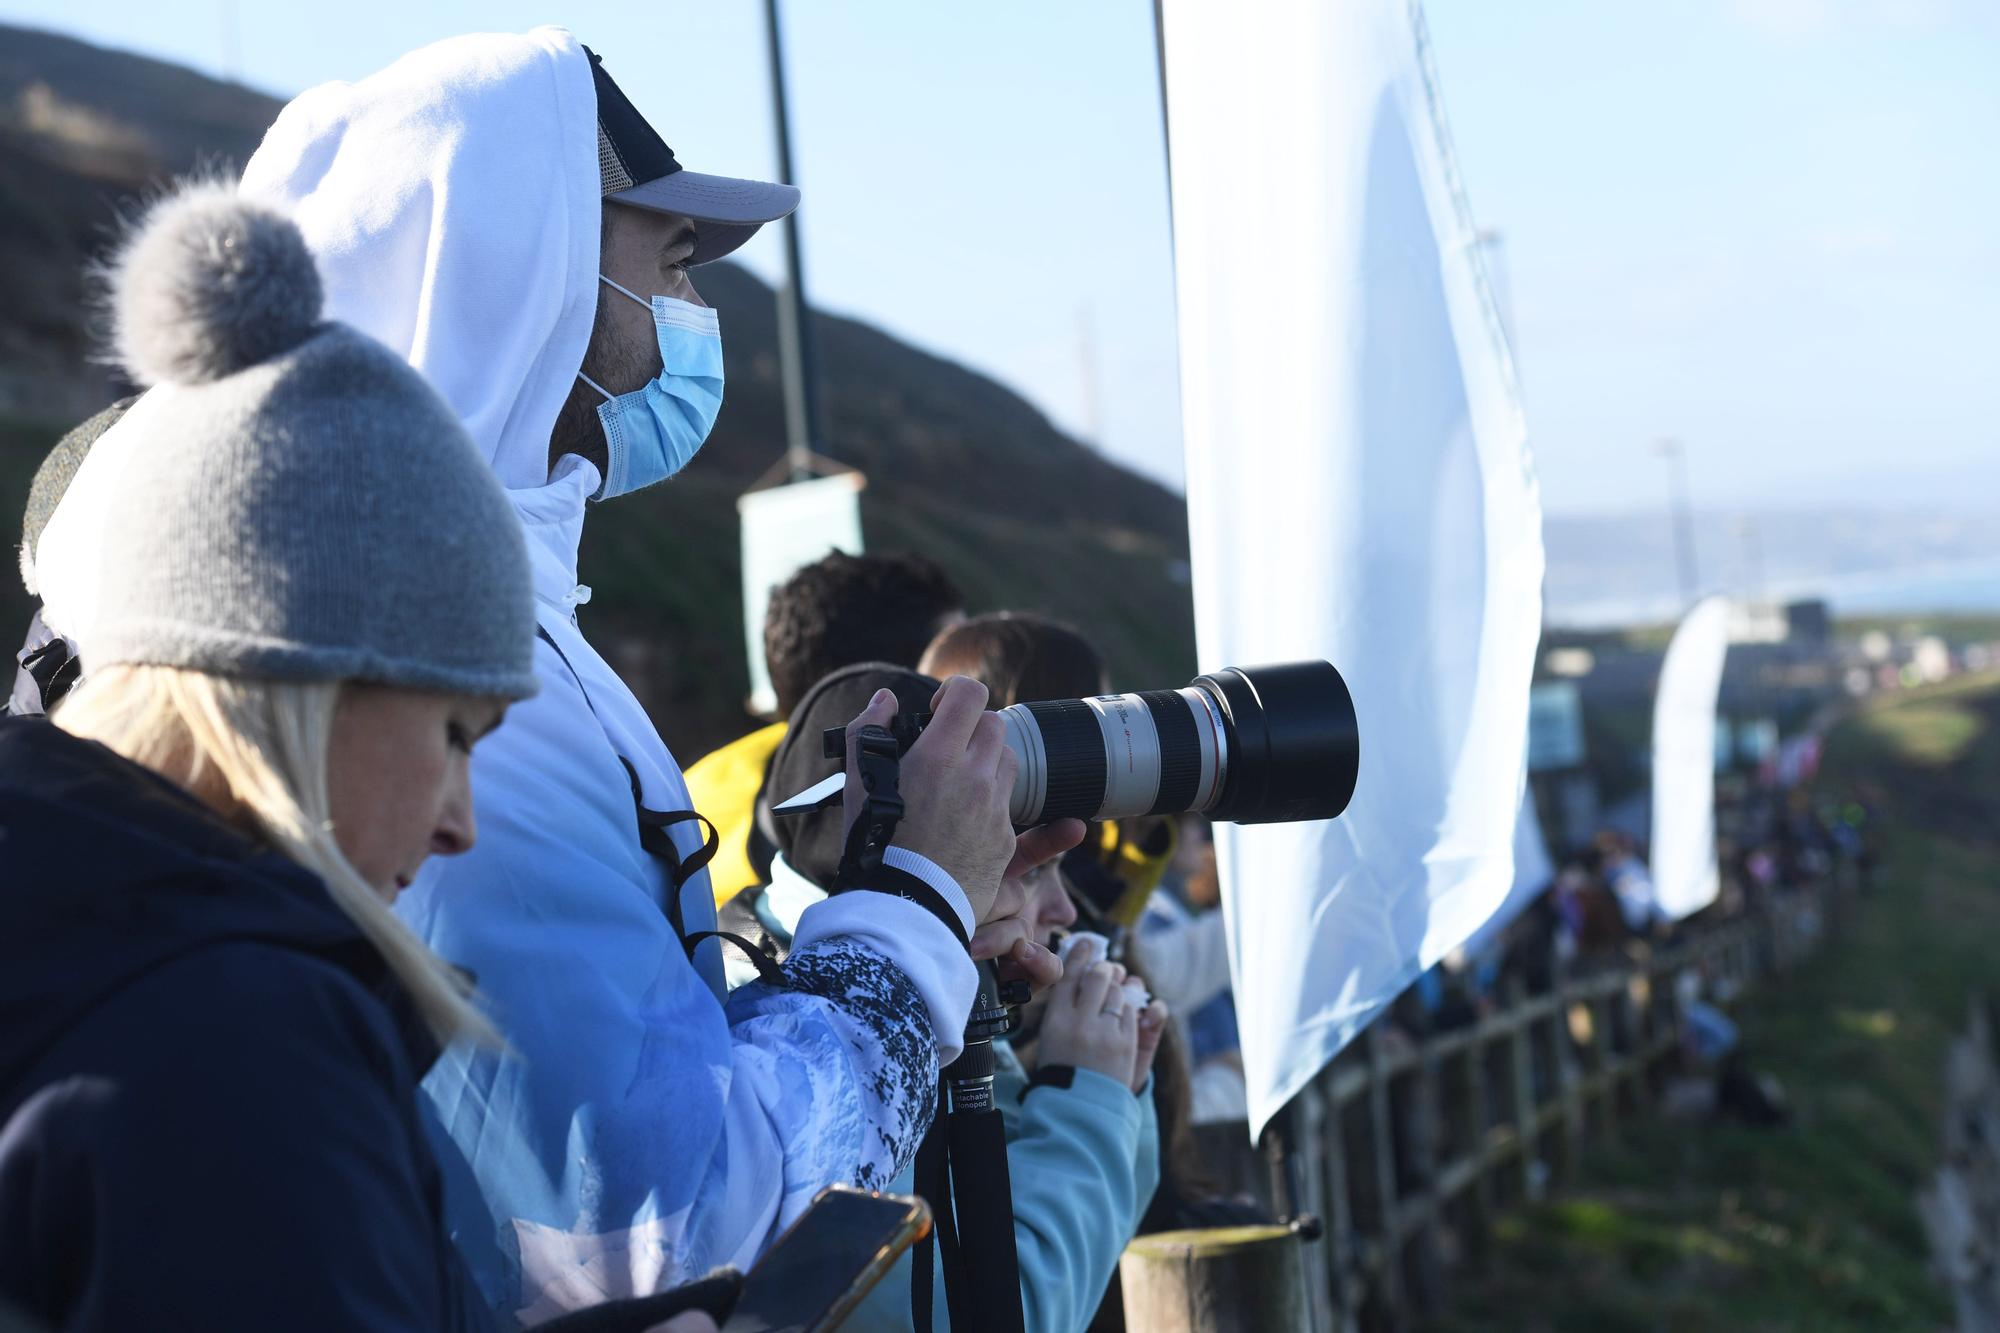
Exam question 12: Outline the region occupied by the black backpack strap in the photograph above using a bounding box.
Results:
[617,756,720,892]
[536,626,720,965]
[683,930,789,989]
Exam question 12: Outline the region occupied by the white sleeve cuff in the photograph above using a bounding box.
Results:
[881,846,976,937]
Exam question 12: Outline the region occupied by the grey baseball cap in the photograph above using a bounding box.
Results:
[587,45,799,267]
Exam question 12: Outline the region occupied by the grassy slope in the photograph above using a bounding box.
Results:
[1431,675,2000,1332]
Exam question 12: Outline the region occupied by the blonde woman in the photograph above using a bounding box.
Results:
[0,186,547,1332]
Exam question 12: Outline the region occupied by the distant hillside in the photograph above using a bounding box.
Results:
[0,24,1194,754]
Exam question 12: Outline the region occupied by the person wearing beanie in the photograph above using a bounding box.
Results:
[0,184,539,1333]
[12,30,1084,1323]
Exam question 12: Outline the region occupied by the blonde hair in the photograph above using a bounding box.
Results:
[55,663,495,1046]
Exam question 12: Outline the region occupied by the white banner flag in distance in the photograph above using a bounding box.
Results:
[1162,0,1546,1137]
[1651,595,1732,920]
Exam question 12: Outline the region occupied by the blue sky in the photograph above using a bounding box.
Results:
[5,0,1995,516]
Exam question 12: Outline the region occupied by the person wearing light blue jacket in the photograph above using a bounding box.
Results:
[748,853,1163,1332]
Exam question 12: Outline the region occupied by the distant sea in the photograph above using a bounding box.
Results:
[1549,555,2000,629]
[1809,556,2000,617]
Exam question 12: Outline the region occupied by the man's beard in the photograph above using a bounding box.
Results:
[547,378,609,479]
[547,296,656,482]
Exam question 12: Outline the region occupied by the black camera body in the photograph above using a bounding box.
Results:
[823,712,932,762]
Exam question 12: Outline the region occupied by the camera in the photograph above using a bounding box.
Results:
[822,660,1358,826]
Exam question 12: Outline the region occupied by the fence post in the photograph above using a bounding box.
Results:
[1406,1050,1445,1314]
[1592,987,1619,1138]
[1362,1025,1407,1326]
[1317,1070,1357,1331]
[1122,1225,1311,1333]
[1464,1036,1495,1258]
[1553,971,1584,1185]
[1505,984,1541,1201]
[1275,1085,1335,1332]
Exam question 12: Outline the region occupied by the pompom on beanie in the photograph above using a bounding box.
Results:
[86,182,538,700]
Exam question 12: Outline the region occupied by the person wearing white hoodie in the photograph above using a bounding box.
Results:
[29,28,1073,1327]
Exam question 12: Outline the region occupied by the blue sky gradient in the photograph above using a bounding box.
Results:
[3,0,1994,516]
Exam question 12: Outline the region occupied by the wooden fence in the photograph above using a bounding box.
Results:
[1185,874,1845,1332]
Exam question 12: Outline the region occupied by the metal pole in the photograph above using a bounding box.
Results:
[1656,438,1698,607]
[762,0,825,480]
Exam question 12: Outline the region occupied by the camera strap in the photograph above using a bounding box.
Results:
[830,727,970,948]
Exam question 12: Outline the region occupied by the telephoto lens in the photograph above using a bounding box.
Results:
[822,661,1359,827]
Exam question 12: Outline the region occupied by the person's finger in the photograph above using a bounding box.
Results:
[993,740,1021,802]
[983,876,1026,926]
[970,916,1029,962]
[1006,818,1087,880]
[840,688,900,840]
[1072,960,1114,1016]
[1117,996,1141,1035]
[1138,998,1171,1035]
[1105,963,1127,987]
[1049,939,1093,1004]
[966,709,1008,778]
[912,674,989,761]
[1003,937,1062,991]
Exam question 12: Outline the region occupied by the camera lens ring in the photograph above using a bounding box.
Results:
[1181,684,1230,813]
[1021,700,1107,823]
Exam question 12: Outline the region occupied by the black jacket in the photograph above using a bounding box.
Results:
[0,717,491,1332]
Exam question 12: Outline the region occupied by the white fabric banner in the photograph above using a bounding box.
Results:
[1459,779,1557,964]
[737,472,865,715]
[1162,0,1545,1138]
[1651,595,1732,919]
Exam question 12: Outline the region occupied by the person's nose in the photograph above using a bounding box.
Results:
[1044,882,1078,933]
[431,769,478,858]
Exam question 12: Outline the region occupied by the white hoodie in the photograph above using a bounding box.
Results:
[225,28,976,1322]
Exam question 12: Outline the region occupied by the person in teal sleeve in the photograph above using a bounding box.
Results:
[743,664,1166,1331]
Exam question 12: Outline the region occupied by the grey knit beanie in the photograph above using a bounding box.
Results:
[87,182,538,699]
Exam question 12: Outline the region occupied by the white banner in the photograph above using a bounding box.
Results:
[1651,595,1732,919]
[737,471,865,716]
[1163,0,1545,1138]
[1459,779,1557,964]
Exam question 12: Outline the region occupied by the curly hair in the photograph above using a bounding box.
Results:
[763,551,964,720]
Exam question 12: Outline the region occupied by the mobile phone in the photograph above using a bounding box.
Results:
[720,1186,932,1332]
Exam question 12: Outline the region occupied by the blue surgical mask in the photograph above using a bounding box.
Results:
[577,274,725,499]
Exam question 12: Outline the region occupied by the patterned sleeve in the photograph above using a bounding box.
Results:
[728,935,940,1192]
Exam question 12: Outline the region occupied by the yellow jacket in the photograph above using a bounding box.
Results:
[684,720,788,908]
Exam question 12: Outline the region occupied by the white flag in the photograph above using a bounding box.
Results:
[1651,596,1732,919]
[1459,780,1558,964]
[1163,0,1545,1137]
